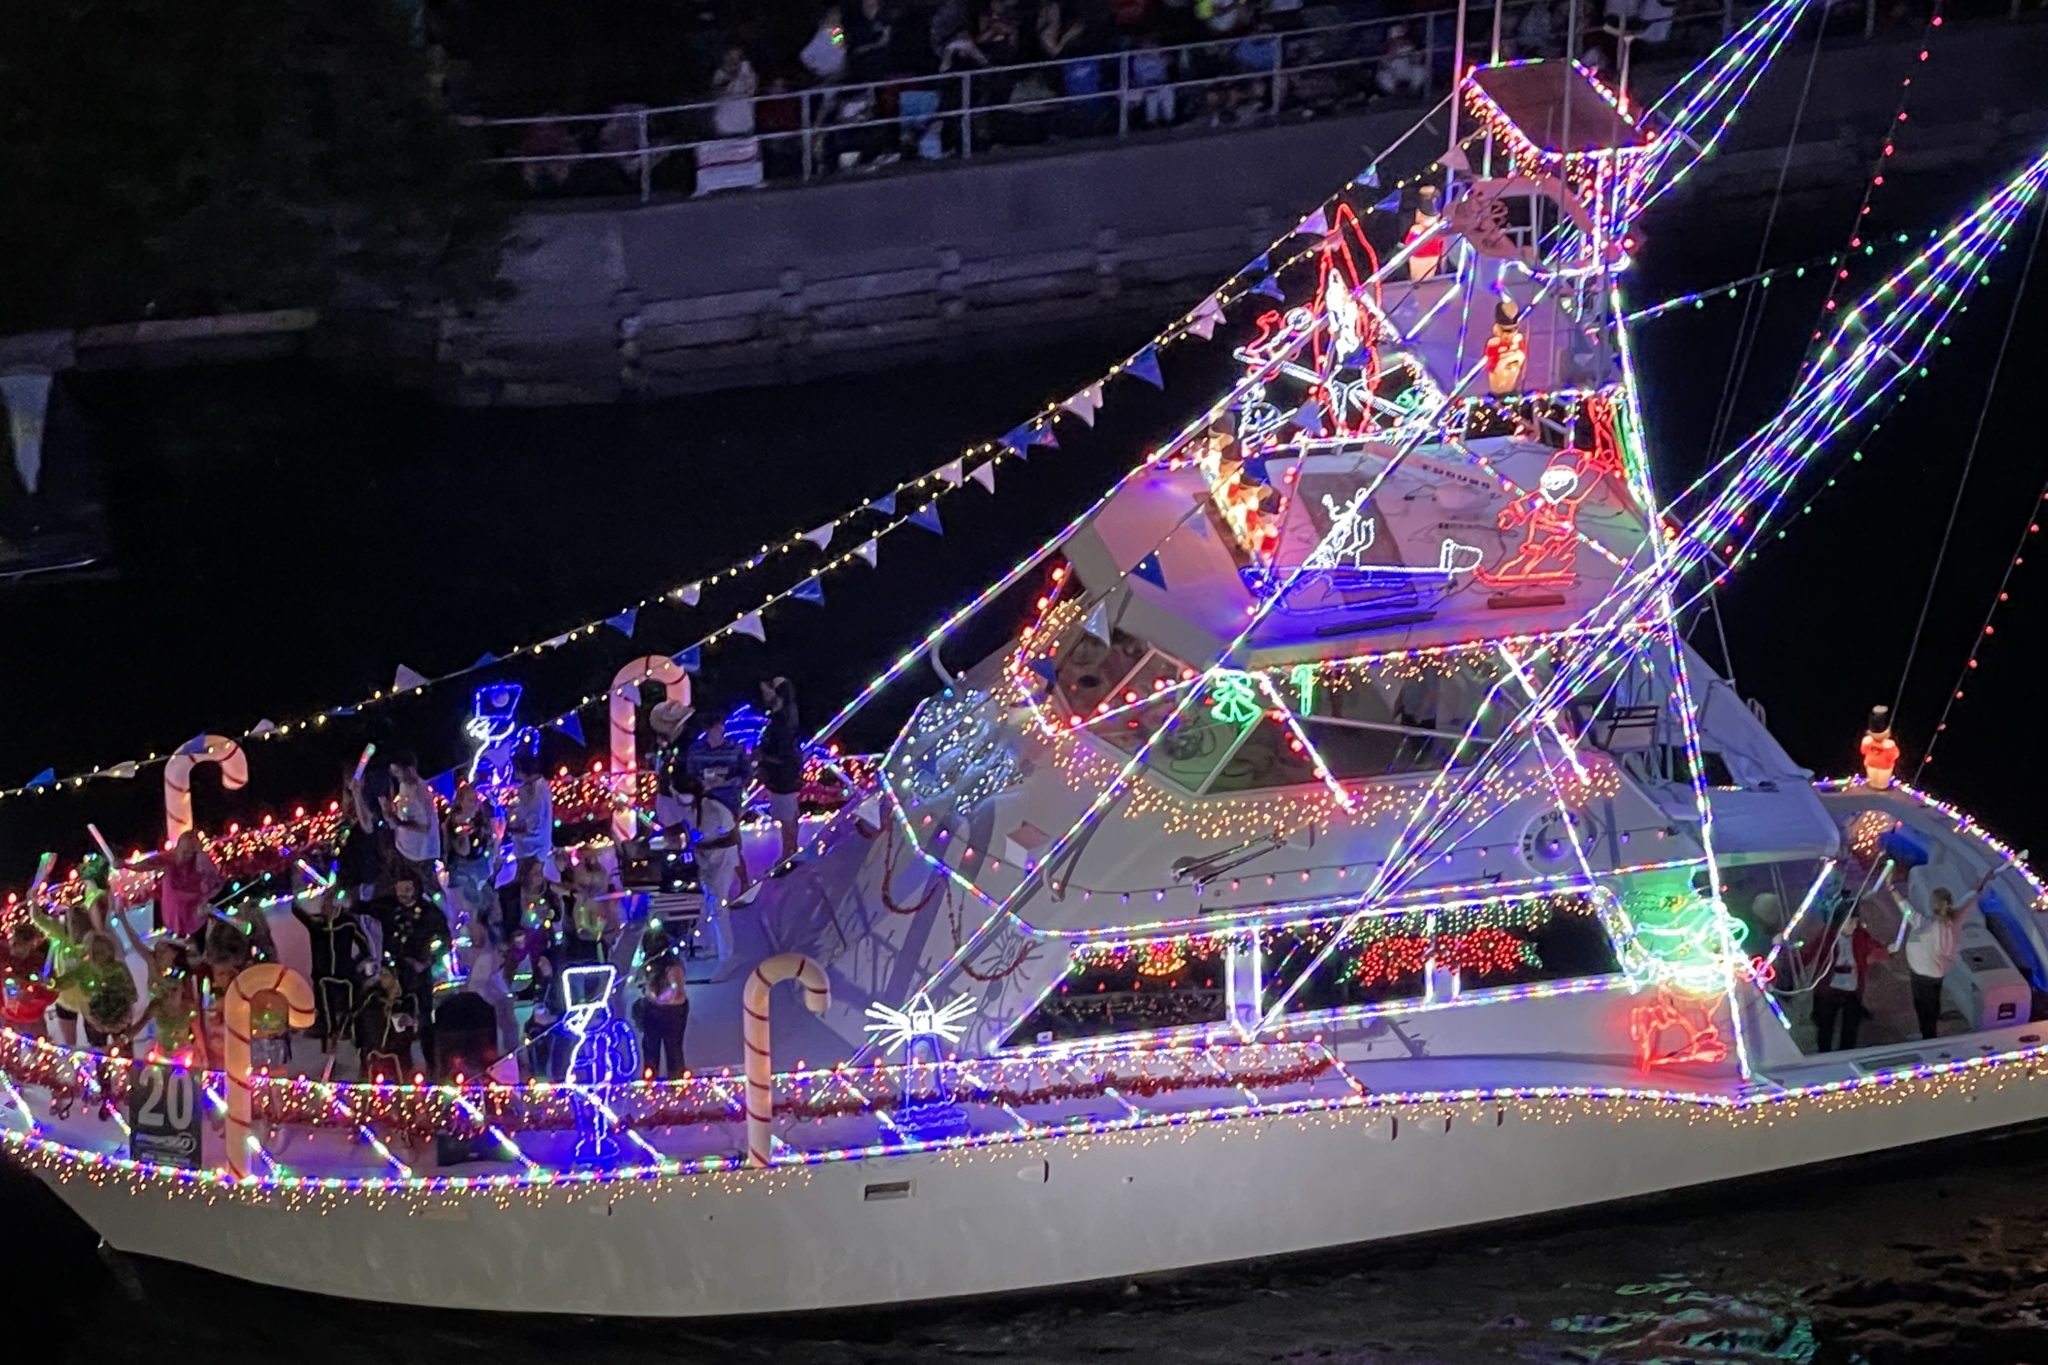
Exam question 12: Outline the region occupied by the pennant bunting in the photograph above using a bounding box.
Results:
[1131,553,1167,590]
[855,538,879,567]
[909,502,944,535]
[249,719,278,736]
[1002,425,1036,458]
[1296,207,1329,238]
[872,491,897,516]
[392,664,429,692]
[674,646,703,673]
[802,522,835,550]
[1061,385,1102,426]
[539,632,572,650]
[106,762,139,780]
[1027,656,1059,687]
[793,576,826,605]
[970,461,996,493]
[1294,401,1327,437]
[939,459,964,487]
[1029,424,1059,448]
[1440,147,1470,172]
[1247,252,1270,275]
[1253,274,1285,300]
[1374,188,1402,212]
[1242,454,1271,486]
[733,612,768,642]
[427,772,457,802]
[1362,163,1381,188]
[1127,346,1164,388]
[677,583,701,607]
[1082,601,1112,644]
[552,714,586,745]
[473,652,500,668]
[606,607,639,637]
[26,768,54,789]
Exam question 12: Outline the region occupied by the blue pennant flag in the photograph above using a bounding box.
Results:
[793,576,826,605]
[1127,346,1164,388]
[910,502,944,535]
[26,768,54,789]
[605,607,638,638]
[1131,553,1167,590]
[1253,274,1285,300]
[674,646,703,673]
[1294,401,1327,437]
[1027,656,1058,687]
[1030,425,1058,448]
[472,652,499,668]
[872,491,897,516]
[1362,162,1380,188]
[552,714,586,745]
[1002,425,1036,459]
[427,772,457,802]
[1374,188,1402,212]
[1242,454,1271,486]
[1247,252,1270,276]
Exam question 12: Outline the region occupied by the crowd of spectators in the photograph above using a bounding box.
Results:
[427,0,1801,197]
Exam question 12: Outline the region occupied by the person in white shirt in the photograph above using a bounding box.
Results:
[673,771,740,963]
[507,751,557,880]
[1892,869,1993,1040]
[382,751,442,887]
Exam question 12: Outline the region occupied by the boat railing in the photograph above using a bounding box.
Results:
[465,0,1750,205]
[0,1024,1336,1153]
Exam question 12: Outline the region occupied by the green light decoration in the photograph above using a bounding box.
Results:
[1289,662,1320,715]
[1206,670,1264,726]
[1613,888,1749,996]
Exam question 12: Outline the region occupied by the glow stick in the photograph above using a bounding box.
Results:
[352,744,378,783]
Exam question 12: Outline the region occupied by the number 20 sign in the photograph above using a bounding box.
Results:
[127,1063,203,1169]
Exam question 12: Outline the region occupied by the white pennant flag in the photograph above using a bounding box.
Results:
[677,583,701,606]
[1188,295,1224,340]
[539,632,571,650]
[106,762,139,780]
[1440,147,1470,172]
[1061,382,1104,426]
[392,664,429,692]
[855,538,879,567]
[802,522,835,550]
[732,612,767,642]
[970,461,996,493]
[939,459,964,487]
[249,718,278,736]
[1296,206,1329,237]
[1082,601,1112,644]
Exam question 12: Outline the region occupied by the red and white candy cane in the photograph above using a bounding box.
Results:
[164,733,249,847]
[743,953,829,1168]
[222,963,315,1178]
[609,656,690,840]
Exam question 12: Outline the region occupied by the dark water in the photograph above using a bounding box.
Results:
[7,164,2048,1355]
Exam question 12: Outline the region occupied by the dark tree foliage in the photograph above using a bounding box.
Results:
[0,0,506,334]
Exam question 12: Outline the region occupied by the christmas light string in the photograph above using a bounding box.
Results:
[0,158,1457,810]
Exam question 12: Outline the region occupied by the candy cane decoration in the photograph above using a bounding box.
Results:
[222,963,315,1178]
[743,953,829,1168]
[164,734,248,847]
[609,656,690,840]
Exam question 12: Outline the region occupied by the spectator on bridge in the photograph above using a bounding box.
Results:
[1037,0,1088,59]
[711,45,761,136]
[515,116,579,193]
[801,5,851,84]
[847,0,901,80]
[1125,36,1178,127]
[1514,0,1560,57]
[1375,25,1428,100]
[597,104,668,186]
[978,0,1025,67]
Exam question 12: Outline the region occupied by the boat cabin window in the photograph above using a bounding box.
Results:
[1003,938,1228,1046]
[1262,895,1619,1019]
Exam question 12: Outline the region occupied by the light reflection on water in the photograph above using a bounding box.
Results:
[9,1128,2048,1363]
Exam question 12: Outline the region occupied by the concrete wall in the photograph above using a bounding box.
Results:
[440,18,2048,406]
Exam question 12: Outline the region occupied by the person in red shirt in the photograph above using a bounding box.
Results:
[1805,909,1886,1051]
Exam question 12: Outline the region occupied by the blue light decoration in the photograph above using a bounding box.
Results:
[864,991,977,1141]
[560,965,640,1163]
[465,683,525,789]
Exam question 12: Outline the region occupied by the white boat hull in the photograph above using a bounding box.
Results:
[27,1065,2048,1317]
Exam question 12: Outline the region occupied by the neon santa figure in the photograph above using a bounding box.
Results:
[1478,454,1594,589]
[560,964,640,1162]
[1860,705,1901,789]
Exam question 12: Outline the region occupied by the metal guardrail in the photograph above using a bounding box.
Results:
[467,0,1747,204]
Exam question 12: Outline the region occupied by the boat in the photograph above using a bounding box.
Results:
[7,0,2048,1317]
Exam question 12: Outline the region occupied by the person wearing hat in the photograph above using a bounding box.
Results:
[1860,706,1901,789]
[648,698,696,831]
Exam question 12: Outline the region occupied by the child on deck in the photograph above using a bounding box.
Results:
[30,900,100,1047]
[139,942,207,1067]
[53,931,138,1051]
